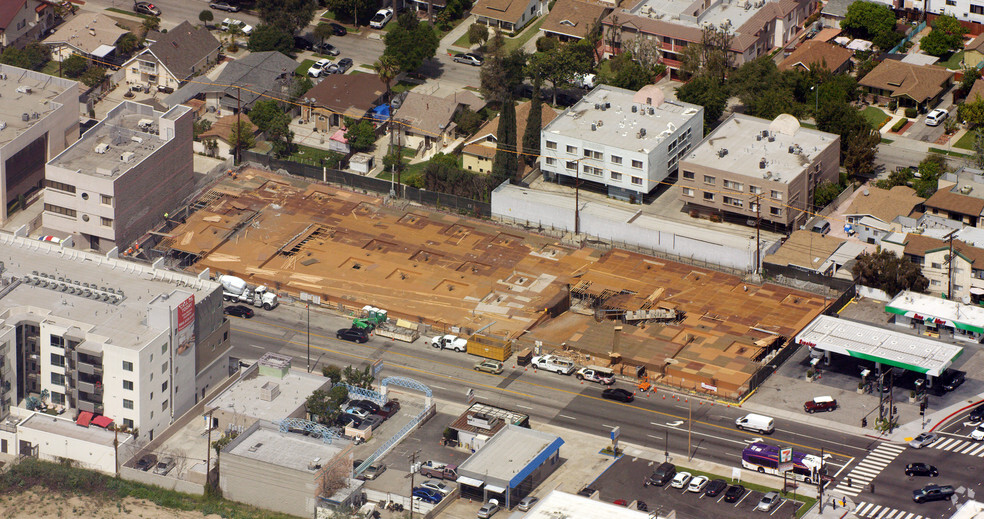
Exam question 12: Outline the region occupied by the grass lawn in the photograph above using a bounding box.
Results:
[881,138,894,144]
[942,50,965,70]
[452,30,473,49]
[320,10,337,20]
[862,106,889,128]
[106,7,150,19]
[929,146,972,158]
[40,60,62,77]
[504,16,547,53]
[391,80,417,94]
[954,130,976,150]
[359,63,375,70]
[288,144,338,165]
[295,59,316,76]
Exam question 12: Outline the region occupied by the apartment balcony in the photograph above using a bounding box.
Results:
[76,380,103,395]
[76,400,104,415]
[76,360,103,377]
[0,341,7,356]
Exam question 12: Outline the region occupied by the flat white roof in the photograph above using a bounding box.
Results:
[224,420,349,472]
[886,290,984,334]
[0,64,76,147]
[795,315,962,377]
[457,425,563,488]
[20,412,118,447]
[523,490,652,518]
[206,369,326,423]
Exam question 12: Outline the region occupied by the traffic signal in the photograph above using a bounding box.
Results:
[920,400,927,415]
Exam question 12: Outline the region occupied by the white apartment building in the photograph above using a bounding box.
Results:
[539,85,703,203]
[44,101,193,252]
[903,0,984,26]
[0,233,232,442]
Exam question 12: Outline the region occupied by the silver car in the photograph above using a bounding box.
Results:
[517,495,539,511]
[909,432,939,449]
[756,491,780,512]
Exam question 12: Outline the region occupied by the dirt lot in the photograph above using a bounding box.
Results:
[0,490,220,519]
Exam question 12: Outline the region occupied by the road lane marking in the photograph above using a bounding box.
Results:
[516,404,533,410]
[249,344,264,349]
[602,423,615,428]
[559,414,576,420]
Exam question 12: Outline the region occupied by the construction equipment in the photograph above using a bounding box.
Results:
[219,275,278,310]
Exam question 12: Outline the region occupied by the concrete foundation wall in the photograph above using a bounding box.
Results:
[219,449,319,518]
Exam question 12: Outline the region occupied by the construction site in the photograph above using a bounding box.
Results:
[158,166,829,400]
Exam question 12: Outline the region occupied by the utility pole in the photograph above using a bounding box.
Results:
[235,85,241,165]
[306,303,311,373]
[687,397,692,460]
[754,194,762,275]
[946,230,956,299]
[113,427,119,477]
[205,409,214,492]
[408,449,422,515]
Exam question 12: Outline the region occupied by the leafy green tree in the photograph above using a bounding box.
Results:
[314,23,334,46]
[62,54,88,78]
[256,0,318,35]
[0,42,50,70]
[912,153,948,198]
[80,65,107,88]
[249,99,282,133]
[324,0,377,26]
[306,389,344,424]
[230,119,256,152]
[522,83,542,167]
[852,248,929,294]
[679,23,733,81]
[199,9,214,27]
[342,365,374,389]
[598,51,651,91]
[193,118,212,140]
[268,113,295,158]
[142,16,161,34]
[527,45,590,105]
[423,158,488,199]
[322,364,343,384]
[453,107,484,135]
[975,130,984,170]
[813,181,843,209]
[960,96,984,128]
[248,24,295,55]
[481,30,509,103]
[841,1,901,50]
[116,32,141,55]
[875,167,913,189]
[920,14,966,57]
[491,98,517,185]
[676,75,728,131]
[289,75,314,102]
[816,101,879,178]
[729,57,799,119]
[344,118,376,152]
[383,13,439,72]
[468,22,489,46]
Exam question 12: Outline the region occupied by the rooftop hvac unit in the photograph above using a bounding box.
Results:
[131,136,143,143]
[767,134,775,142]
[120,151,135,163]
[788,146,795,154]
[15,86,31,94]
[0,121,4,131]
[0,73,7,80]
[94,143,109,154]
[591,123,596,131]
[22,113,29,122]
[648,107,655,115]
[757,134,762,141]
[718,148,728,157]
[632,105,638,113]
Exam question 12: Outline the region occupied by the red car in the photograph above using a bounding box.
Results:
[804,396,837,413]
[375,399,400,418]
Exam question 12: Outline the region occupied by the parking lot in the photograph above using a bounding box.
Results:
[589,456,806,519]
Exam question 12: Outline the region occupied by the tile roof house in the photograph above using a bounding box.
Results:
[966,34,984,69]
[396,91,484,155]
[122,21,221,94]
[463,100,557,174]
[300,73,386,132]
[966,78,984,104]
[163,51,298,113]
[472,0,544,31]
[540,0,609,41]
[779,40,853,74]
[0,0,56,50]
[859,59,954,110]
[43,13,128,63]
[844,185,922,244]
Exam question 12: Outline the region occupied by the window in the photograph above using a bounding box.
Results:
[611,172,622,181]
[723,196,743,208]
[973,4,984,13]
[682,187,695,197]
[749,185,762,195]
[1,439,6,454]
[566,145,577,154]
[566,161,578,170]
[123,418,134,429]
[682,170,695,180]
[947,0,958,5]
[162,400,169,411]
[51,393,65,405]
[770,206,782,216]
[101,194,113,205]
[545,157,556,165]
[931,279,941,286]
[545,140,557,150]
[123,360,133,371]
[50,353,64,367]
[631,159,643,169]
[44,180,76,193]
[101,217,113,228]
[162,361,168,374]
[162,381,168,392]
[592,150,602,159]
[123,380,133,391]
[43,204,76,218]
[770,190,782,200]
[611,155,622,165]
[723,180,743,191]
[631,176,643,186]
[123,399,134,410]
[584,148,591,157]
[51,373,65,385]
[703,175,716,185]
[703,192,714,201]
[150,392,154,401]
[50,335,64,348]
[162,343,168,354]
[931,262,943,269]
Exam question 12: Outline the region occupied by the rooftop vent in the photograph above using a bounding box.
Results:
[22,113,29,122]
[632,105,638,113]
[248,443,263,452]
[120,151,135,163]
[15,86,31,94]
[767,134,775,142]
[648,107,655,115]
[759,158,767,169]
[757,134,762,141]
[94,143,109,154]
[591,123,596,131]
[308,458,323,471]
[717,148,728,157]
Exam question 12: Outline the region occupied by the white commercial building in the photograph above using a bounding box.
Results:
[523,490,652,518]
[540,84,703,203]
[0,233,232,443]
[0,406,131,474]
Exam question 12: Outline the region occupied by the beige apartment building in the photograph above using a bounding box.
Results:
[677,114,840,231]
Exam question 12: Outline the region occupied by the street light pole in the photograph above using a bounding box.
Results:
[306,303,311,373]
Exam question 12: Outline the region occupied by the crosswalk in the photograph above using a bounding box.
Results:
[831,442,905,498]
[853,502,926,519]
[927,436,984,456]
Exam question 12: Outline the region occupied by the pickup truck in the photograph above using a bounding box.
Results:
[531,354,576,375]
[418,461,457,480]
[575,366,615,385]
[432,334,467,352]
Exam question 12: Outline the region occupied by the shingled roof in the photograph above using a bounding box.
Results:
[540,0,608,39]
[145,21,221,81]
[924,188,984,218]
[305,73,385,118]
[779,40,853,72]
[472,0,534,24]
[846,185,921,224]
[859,60,953,103]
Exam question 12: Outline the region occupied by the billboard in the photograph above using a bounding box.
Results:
[175,295,195,355]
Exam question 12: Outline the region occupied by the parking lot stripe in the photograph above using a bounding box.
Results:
[558,414,576,420]
[734,492,751,507]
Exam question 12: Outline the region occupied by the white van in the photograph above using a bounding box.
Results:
[735,413,775,434]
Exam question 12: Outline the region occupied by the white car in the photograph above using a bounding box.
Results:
[670,471,692,489]
[344,406,370,418]
[972,424,984,441]
[926,108,948,126]
[370,7,394,29]
[687,475,709,493]
[307,58,332,77]
[221,18,253,35]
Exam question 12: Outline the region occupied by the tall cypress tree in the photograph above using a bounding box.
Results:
[491,96,517,186]
[522,84,542,167]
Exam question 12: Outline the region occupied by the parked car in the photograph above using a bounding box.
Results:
[336,327,369,343]
[308,58,333,77]
[756,491,780,512]
[327,22,347,36]
[453,53,483,66]
[135,454,157,471]
[154,457,175,475]
[344,406,371,419]
[375,399,401,418]
[349,399,381,414]
[474,359,504,374]
[704,479,728,497]
[970,404,984,424]
[477,499,500,518]
[724,484,746,503]
[670,471,692,489]
[613,499,628,506]
[335,413,362,428]
[294,36,314,51]
[412,487,442,504]
[209,1,239,12]
[419,480,452,495]
[644,462,676,487]
[517,495,539,511]
[941,369,965,392]
[361,414,383,430]
[134,1,160,15]
[369,7,394,29]
[576,487,596,497]
[315,42,339,56]
[335,57,354,74]
[602,388,634,402]
[224,305,254,318]
[361,462,386,480]
[418,460,457,480]
[687,475,709,493]
[804,396,837,413]
[905,463,939,477]
[221,18,253,35]
[913,484,955,503]
[909,432,939,449]
[926,108,948,127]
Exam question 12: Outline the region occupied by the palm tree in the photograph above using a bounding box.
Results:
[373,56,402,189]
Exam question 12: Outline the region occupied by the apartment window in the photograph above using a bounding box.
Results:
[44,180,76,194]
[150,392,154,401]
[162,381,168,392]
[954,284,964,292]
[931,279,942,286]
[931,262,943,269]
[973,4,984,13]
[50,373,65,386]
[545,140,557,150]
[749,185,762,195]
[1,439,5,453]
[162,343,168,354]
[566,145,577,154]
[123,418,134,429]
[682,170,695,180]
[101,194,113,205]
[703,175,715,185]
[123,380,133,391]
[50,353,64,367]
[43,204,76,218]
[723,180,743,191]
[723,196,743,208]
[611,155,622,165]
[50,335,64,348]
[770,207,782,216]
[682,187,695,197]
[545,157,556,166]
[631,159,643,169]
[947,0,957,5]
[770,190,782,200]
[583,148,591,157]
[566,161,578,170]
[611,172,622,181]
[631,176,643,186]
[703,192,714,201]
[162,361,168,374]
[100,217,113,228]
[123,399,134,410]
[51,393,65,405]
[162,400,169,411]
[592,150,602,159]
[123,360,133,371]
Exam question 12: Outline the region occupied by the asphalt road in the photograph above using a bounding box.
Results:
[227,308,876,478]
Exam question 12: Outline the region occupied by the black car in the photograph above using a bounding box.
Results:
[970,404,984,423]
[133,1,161,15]
[224,305,254,318]
[294,36,314,51]
[209,1,240,12]
[704,479,728,497]
[327,22,347,36]
[644,462,675,487]
[913,484,955,503]
[335,58,353,74]
[576,487,597,497]
[905,463,939,477]
[335,412,363,428]
[602,387,634,402]
[349,399,381,414]
[336,327,369,343]
[723,484,746,503]
[135,454,157,471]
[941,370,965,392]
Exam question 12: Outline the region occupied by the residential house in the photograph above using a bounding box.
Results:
[164,51,298,114]
[602,0,815,78]
[122,21,221,94]
[195,114,258,159]
[923,167,984,228]
[859,59,953,111]
[408,0,448,12]
[778,40,853,74]
[763,229,863,280]
[678,113,840,231]
[844,185,922,244]
[472,0,543,32]
[0,0,56,50]
[966,34,984,69]
[300,73,386,132]
[463,100,557,174]
[883,231,984,301]
[540,0,609,41]
[43,13,128,64]
[540,84,703,203]
[396,90,483,156]
[902,0,984,28]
